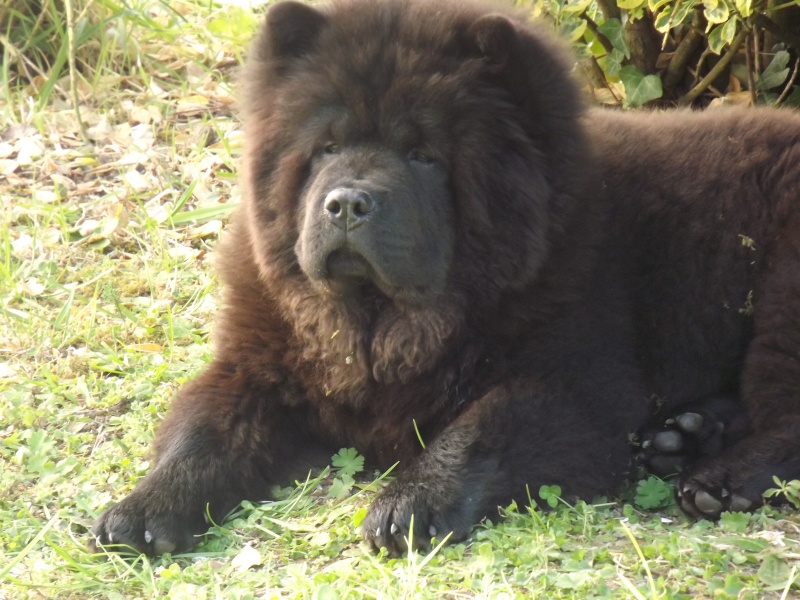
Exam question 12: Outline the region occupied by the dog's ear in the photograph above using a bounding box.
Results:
[463,11,582,124]
[258,1,329,60]
[466,14,518,65]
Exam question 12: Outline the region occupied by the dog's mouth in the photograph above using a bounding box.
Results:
[322,249,434,309]
[323,249,388,302]
[326,249,371,281]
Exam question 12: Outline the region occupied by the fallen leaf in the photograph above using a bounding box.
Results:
[186,220,223,239]
[129,343,163,353]
[23,278,46,296]
[0,363,18,379]
[17,137,44,165]
[231,543,262,572]
[123,168,150,192]
[0,159,19,175]
[11,234,34,259]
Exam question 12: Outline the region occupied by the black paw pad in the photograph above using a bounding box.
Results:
[639,410,723,477]
[638,394,750,479]
[676,477,753,519]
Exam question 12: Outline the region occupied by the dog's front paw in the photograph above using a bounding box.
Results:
[361,479,475,556]
[91,481,210,556]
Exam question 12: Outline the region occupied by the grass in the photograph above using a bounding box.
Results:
[2,0,800,598]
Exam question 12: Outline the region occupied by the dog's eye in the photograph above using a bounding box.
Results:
[409,150,434,165]
[323,142,340,154]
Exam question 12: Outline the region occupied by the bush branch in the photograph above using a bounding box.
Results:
[664,22,704,92]
[582,16,614,55]
[745,32,757,104]
[753,13,800,49]
[776,57,800,105]
[595,0,621,21]
[679,24,749,105]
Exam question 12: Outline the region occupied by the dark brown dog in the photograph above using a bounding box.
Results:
[92,0,800,556]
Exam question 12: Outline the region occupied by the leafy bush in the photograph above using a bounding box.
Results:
[525,0,800,106]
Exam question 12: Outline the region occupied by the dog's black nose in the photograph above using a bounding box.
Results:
[324,188,376,229]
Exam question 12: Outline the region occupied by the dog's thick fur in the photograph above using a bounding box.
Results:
[92,0,800,556]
